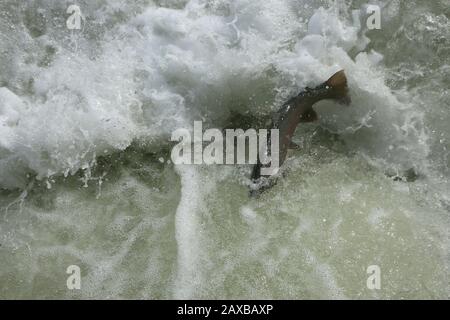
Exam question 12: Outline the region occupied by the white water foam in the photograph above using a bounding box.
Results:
[0,0,432,189]
[173,164,203,299]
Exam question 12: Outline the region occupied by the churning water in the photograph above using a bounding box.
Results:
[0,0,448,299]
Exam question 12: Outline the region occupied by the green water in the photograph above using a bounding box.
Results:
[0,0,449,299]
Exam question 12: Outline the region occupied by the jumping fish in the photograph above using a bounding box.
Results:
[250,70,351,196]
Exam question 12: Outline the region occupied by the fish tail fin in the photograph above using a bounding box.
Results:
[324,70,351,105]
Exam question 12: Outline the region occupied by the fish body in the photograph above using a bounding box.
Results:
[250,70,350,196]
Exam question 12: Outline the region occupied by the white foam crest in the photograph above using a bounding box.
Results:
[173,164,203,299]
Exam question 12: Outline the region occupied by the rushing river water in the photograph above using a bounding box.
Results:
[0,0,448,299]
